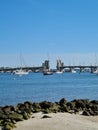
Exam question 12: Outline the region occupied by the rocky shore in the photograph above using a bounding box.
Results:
[0,98,98,130]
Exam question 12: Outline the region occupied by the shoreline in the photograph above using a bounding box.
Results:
[0,98,98,130]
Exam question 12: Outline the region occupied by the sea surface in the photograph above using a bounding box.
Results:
[0,72,98,106]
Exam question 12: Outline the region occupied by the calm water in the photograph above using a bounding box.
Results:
[0,72,98,106]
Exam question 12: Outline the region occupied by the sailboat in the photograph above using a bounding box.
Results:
[43,70,53,75]
[14,69,29,75]
[55,71,63,74]
[13,54,29,76]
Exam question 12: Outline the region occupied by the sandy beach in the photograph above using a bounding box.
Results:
[8,112,98,130]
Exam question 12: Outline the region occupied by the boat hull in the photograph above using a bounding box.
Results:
[43,71,53,75]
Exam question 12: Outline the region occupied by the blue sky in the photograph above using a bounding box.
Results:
[0,0,98,67]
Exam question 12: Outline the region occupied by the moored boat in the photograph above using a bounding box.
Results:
[71,69,76,73]
[55,71,63,74]
[43,71,53,75]
[13,69,29,76]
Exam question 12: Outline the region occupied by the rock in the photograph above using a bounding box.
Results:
[0,112,8,120]
[82,110,90,116]
[24,108,32,114]
[42,115,52,118]
[8,113,23,121]
[90,104,98,111]
[0,120,3,126]
[2,106,11,114]
[17,103,25,111]
[67,102,75,110]
[32,102,41,112]
[74,108,80,114]
[32,102,41,109]
[24,101,33,109]
[22,111,31,120]
[88,109,95,116]
[42,109,51,114]
[59,98,67,106]
[4,122,16,130]
[16,102,32,114]
[4,124,12,130]
[40,101,53,109]
[32,116,35,118]
[48,103,60,113]
[90,100,98,104]
[94,111,98,115]
[11,119,16,124]
[75,100,86,109]
[60,105,69,112]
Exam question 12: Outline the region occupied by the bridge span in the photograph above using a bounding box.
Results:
[60,65,98,73]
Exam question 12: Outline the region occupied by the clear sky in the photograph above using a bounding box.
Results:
[0,0,98,67]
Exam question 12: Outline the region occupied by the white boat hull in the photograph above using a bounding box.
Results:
[13,69,29,76]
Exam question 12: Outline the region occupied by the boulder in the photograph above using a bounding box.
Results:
[90,100,98,104]
[60,105,69,112]
[40,101,53,109]
[67,102,75,110]
[42,115,52,118]
[0,112,8,120]
[82,110,90,116]
[32,102,41,112]
[2,106,13,114]
[24,101,33,109]
[4,122,16,130]
[16,103,25,111]
[59,98,67,106]
[8,113,23,121]
[22,111,31,120]
[73,99,90,109]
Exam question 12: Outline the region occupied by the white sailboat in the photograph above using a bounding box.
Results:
[55,71,63,74]
[43,70,53,75]
[13,54,29,76]
[14,69,29,76]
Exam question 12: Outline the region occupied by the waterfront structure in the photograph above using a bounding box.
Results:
[42,60,50,71]
[42,60,53,75]
[56,59,64,72]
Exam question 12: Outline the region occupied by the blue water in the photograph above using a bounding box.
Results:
[0,72,98,106]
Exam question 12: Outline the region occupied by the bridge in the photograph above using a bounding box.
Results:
[0,66,43,73]
[0,65,98,73]
[60,65,98,73]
